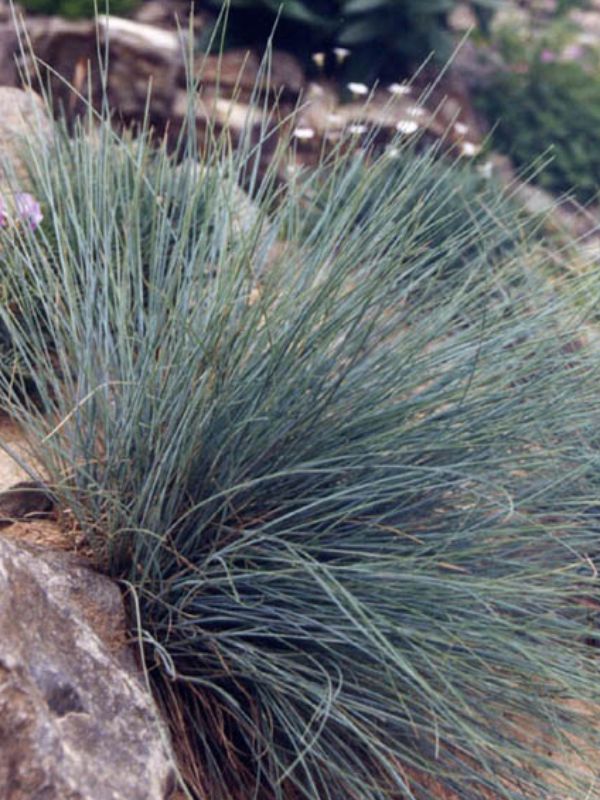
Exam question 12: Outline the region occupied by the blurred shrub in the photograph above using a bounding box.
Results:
[478,18,600,203]
[20,0,139,18]
[204,0,499,81]
[557,0,590,11]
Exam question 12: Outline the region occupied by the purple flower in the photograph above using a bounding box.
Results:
[540,49,556,63]
[562,44,584,62]
[14,193,43,230]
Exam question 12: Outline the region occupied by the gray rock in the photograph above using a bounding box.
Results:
[0,537,176,800]
[0,87,52,190]
[174,159,261,238]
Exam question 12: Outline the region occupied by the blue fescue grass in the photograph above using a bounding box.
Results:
[0,47,600,799]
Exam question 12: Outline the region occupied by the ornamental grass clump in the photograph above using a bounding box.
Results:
[1,73,600,800]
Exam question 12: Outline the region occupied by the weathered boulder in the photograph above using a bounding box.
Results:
[0,23,18,86]
[23,15,183,124]
[20,18,100,120]
[0,537,177,800]
[0,416,30,492]
[0,87,52,190]
[96,15,183,120]
[194,48,305,100]
[133,0,204,32]
[174,159,261,238]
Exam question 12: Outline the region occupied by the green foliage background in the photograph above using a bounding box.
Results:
[205,0,498,80]
[478,58,600,204]
[20,0,138,18]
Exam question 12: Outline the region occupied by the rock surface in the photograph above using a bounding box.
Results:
[0,87,52,191]
[0,480,54,524]
[20,15,184,125]
[0,23,18,86]
[0,536,176,800]
[0,416,30,491]
[0,11,479,180]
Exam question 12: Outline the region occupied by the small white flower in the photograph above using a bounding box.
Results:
[285,162,301,177]
[477,161,493,179]
[386,146,401,159]
[333,47,351,64]
[454,122,469,135]
[348,123,368,135]
[407,106,426,118]
[396,120,419,135]
[347,82,369,96]
[388,82,411,96]
[461,142,479,157]
[311,52,326,68]
[293,127,316,140]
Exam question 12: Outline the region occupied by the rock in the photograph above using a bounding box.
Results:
[171,87,280,178]
[0,1,21,23]
[0,23,18,86]
[133,0,206,32]
[17,18,93,118]
[448,3,479,31]
[0,415,31,491]
[286,78,482,172]
[195,48,305,100]
[97,15,183,120]
[0,537,176,800]
[0,480,54,524]
[174,159,260,237]
[24,15,183,125]
[0,87,52,191]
